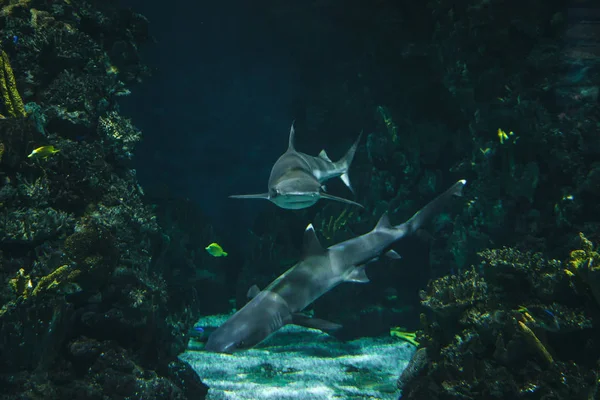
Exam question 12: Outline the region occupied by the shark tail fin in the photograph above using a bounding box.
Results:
[229,193,270,200]
[398,180,466,234]
[336,132,362,193]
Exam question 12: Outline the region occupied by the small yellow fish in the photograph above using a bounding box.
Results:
[390,327,419,347]
[497,128,514,144]
[205,243,228,257]
[28,145,60,159]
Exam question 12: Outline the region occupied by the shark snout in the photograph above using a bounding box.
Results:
[205,330,239,353]
[270,190,319,209]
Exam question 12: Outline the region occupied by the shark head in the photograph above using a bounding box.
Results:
[204,313,267,353]
[205,291,290,353]
[230,171,364,209]
[268,172,322,209]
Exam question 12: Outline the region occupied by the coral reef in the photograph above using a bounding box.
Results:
[398,244,599,399]
[0,0,207,398]
[0,50,26,118]
[568,232,600,308]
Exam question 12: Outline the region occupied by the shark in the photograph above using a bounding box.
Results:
[205,179,466,353]
[230,122,363,209]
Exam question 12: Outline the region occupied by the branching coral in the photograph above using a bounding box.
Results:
[31,265,81,297]
[0,50,26,118]
[318,208,355,241]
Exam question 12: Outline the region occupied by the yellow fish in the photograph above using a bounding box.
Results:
[28,145,60,159]
[205,243,228,257]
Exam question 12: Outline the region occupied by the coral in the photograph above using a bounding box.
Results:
[0,0,204,398]
[0,50,26,118]
[98,110,142,158]
[401,246,598,399]
[0,207,75,244]
[517,320,554,365]
[31,264,80,297]
[376,105,399,144]
[419,267,488,317]
[0,0,31,17]
[568,232,600,271]
[317,207,355,242]
[568,232,600,308]
[478,247,569,303]
[63,222,117,270]
[8,268,32,299]
[396,347,428,392]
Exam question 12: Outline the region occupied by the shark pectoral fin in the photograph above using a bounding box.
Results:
[303,224,327,257]
[229,193,270,200]
[320,193,364,208]
[385,250,402,259]
[247,285,261,300]
[292,314,343,333]
[346,265,370,283]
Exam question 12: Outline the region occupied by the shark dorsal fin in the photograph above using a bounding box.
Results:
[303,224,326,258]
[247,284,260,300]
[288,121,296,151]
[318,149,332,162]
[375,212,392,230]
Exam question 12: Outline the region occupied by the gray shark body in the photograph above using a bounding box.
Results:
[230,123,363,209]
[205,179,466,353]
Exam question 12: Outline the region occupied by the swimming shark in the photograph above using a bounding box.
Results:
[230,123,363,209]
[205,179,466,353]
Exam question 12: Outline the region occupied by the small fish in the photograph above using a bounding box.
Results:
[517,305,561,332]
[28,145,59,159]
[205,243,228,257]
[12,36,18,45]
[497,128,514,144]
[189,325,205,339]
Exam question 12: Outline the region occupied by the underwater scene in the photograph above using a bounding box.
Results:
[0,0,599,399]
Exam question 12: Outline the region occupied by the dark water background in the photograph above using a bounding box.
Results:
[120,3,286,233]
[119,2,317,236]
[117,1,438,242]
